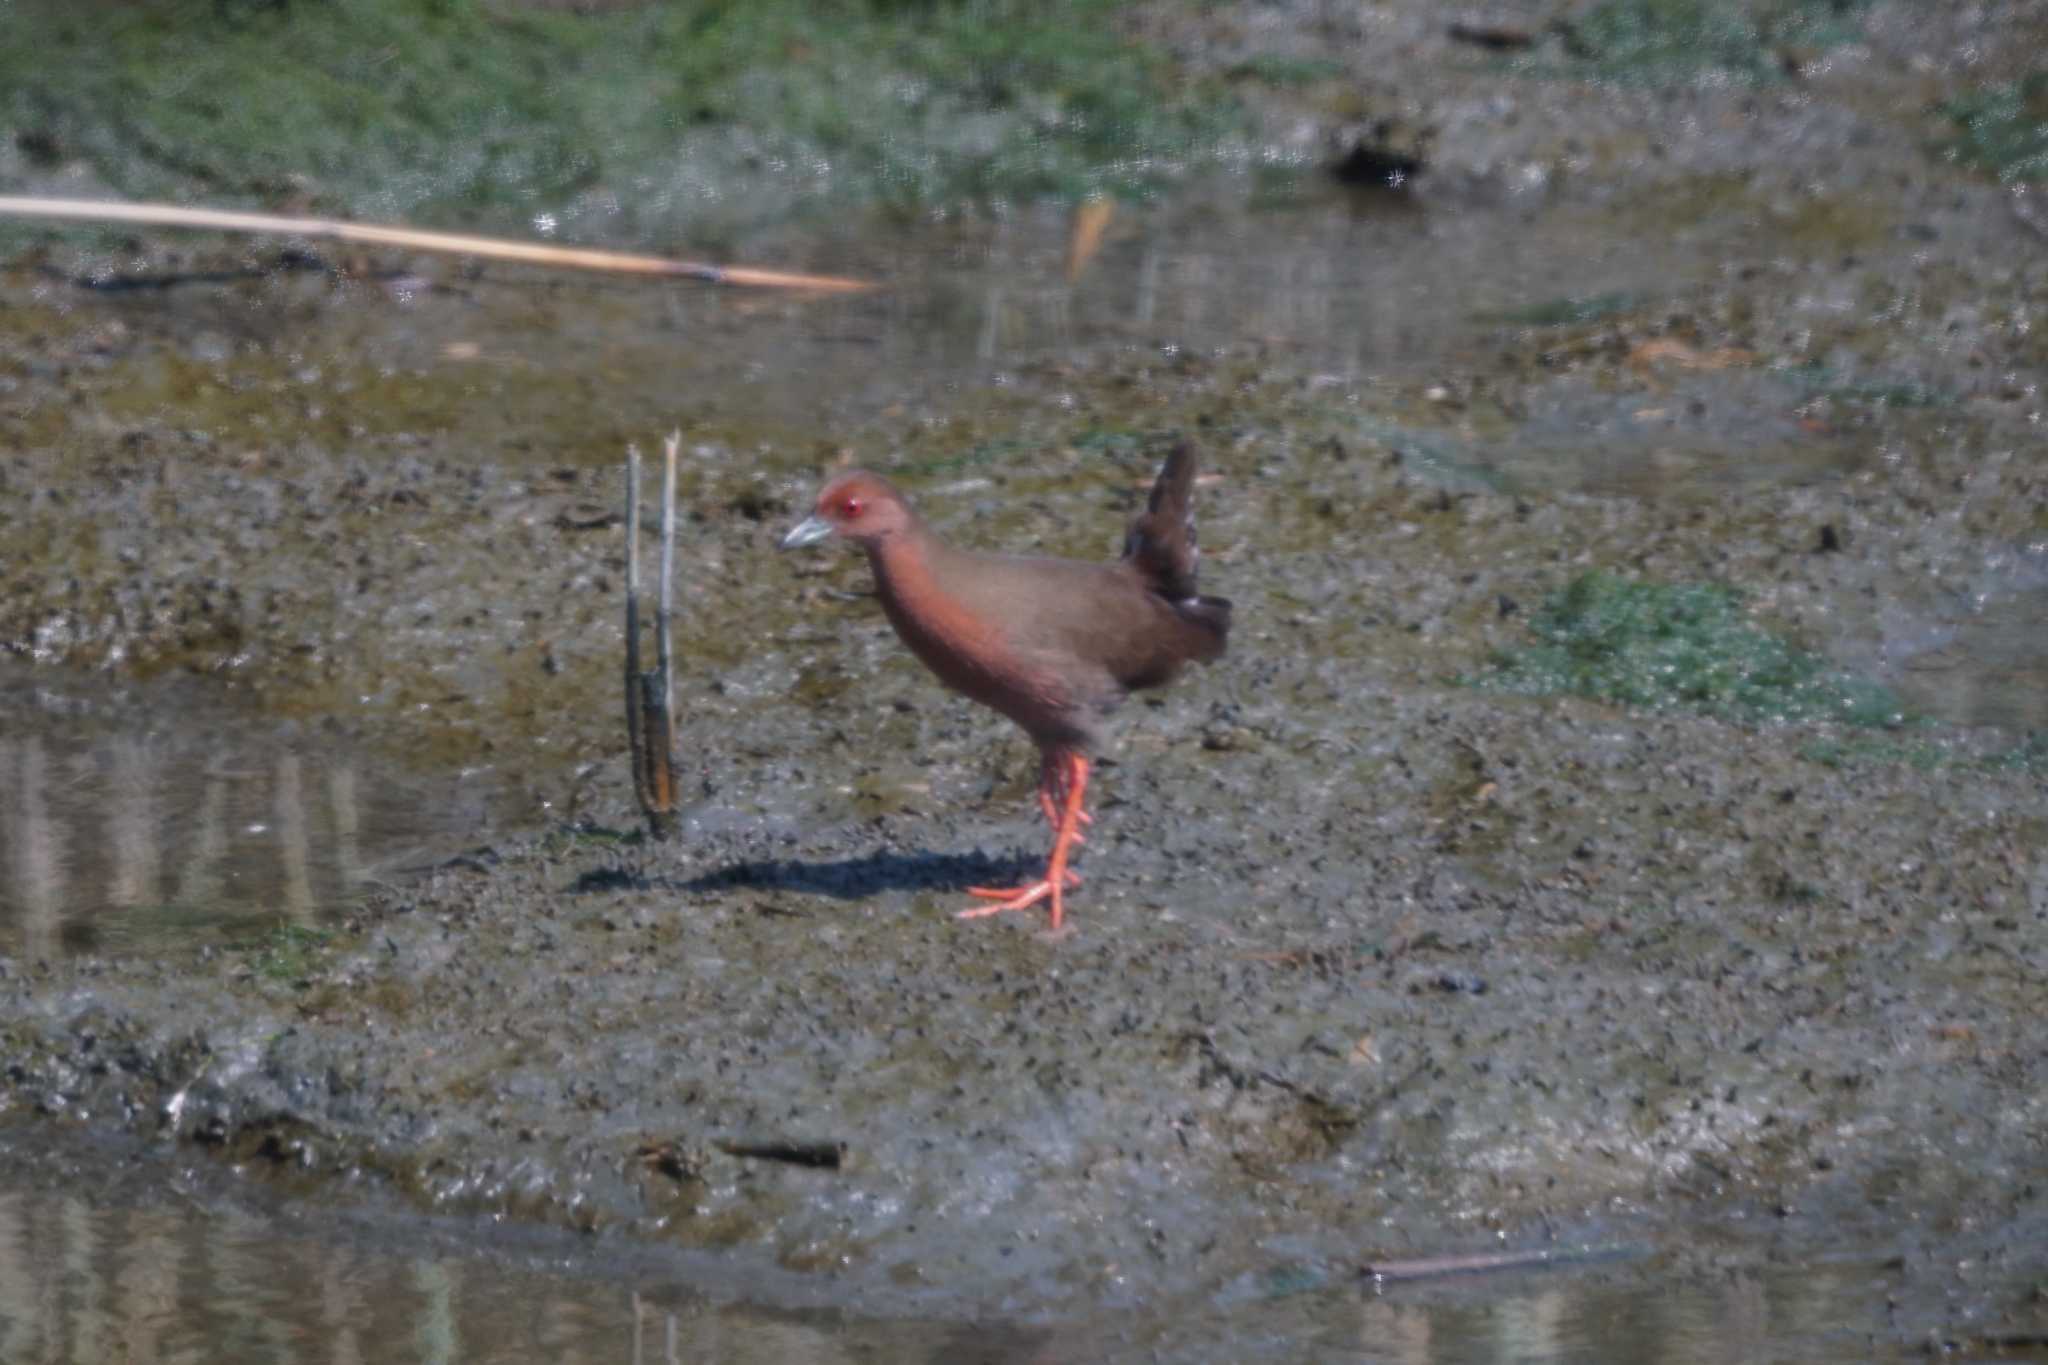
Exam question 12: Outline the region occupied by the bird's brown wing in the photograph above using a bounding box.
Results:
[1121,439,1202,601]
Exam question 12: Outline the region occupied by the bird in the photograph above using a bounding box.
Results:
[780,441,1230,930]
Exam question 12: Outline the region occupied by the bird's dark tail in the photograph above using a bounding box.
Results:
[1124,440,1231,657]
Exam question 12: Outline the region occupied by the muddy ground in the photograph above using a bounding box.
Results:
[3,0,2047,1352]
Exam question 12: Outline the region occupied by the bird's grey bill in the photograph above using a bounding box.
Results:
[780,514,835,550]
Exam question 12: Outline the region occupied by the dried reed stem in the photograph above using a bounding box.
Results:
[0,195,876,292]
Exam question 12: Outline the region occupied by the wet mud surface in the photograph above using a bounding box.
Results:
[3,0,2047,1351]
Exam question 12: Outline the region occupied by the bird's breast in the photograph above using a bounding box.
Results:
[868,543,1092,740]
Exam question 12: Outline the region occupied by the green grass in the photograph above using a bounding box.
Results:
[1538,0,1874,84]
[1477,290,1648,327]
[1939,72,2048,184]
[1798,736,1946,770]
[1783,361,1956,410]
[1469,572,1908,727]
[1801,730,2048,773]
[1986,731,2048,772]
[895,435,1035,478]
[0,0,1248,238]
[1069,427,1150,458]
[240,921,337,984]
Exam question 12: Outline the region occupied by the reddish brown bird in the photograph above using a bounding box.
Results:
[781,442,1231,930]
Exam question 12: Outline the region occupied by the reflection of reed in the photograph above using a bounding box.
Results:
[1356,1296,1435,1364]
[320,1246,371,1365]
[107,737,161,910]
[912,199,1463,379]
[1711,1272,1771,1362]
[211,1208,288,1359]
[0,706,487,952]
[112,1207,178,1365]
[330,762,361,889]
[61,1196,104,1361]
[0,1184,1026,1359]
[0,1194,24,1358]
[1,739,63,960]
[978,283,1003,363]
[413,1258,461,1365]
[175,762,231,909]
[0,1184,1813,1359]
[1491,1288,1566,1362]
[1134,244,1160,326]
[275,753,314,922]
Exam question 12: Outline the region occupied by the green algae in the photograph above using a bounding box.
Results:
[240,921,340,985]
[0,0,1250,241]
[1939,72,2048,184]
[1783,362,1956,411]
[1803,730,2048,774]
[1469,571,1908,728]
[1539,0,1874,85]
[1797,735,1946,771]
[1478,290,1648,328]
[1987,731,2048,772]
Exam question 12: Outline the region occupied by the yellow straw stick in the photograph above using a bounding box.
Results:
[0,195,877,292]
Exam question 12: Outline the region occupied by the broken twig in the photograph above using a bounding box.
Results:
[714,1139,847,1170]
[0,195,876,292]
[1361,1242,1637,1283]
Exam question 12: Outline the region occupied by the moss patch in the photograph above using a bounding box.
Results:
[1468,571,1907,727]
[1543,0,1874,85]
[0,0,1248,237]
[238,921,339,985]
[1800,730,2048,773]
[1939,72,2048,184]
[1783,362,1956,411]
[1797,736,1946,771]
[1477,290,1649,328]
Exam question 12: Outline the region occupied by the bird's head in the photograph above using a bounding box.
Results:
[780,470,914,551]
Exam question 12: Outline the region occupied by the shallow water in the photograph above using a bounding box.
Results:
[1886,577,2048,734]
[0,1178,1011,1364]
[17,177,1847,476]
[0,661,513,956]
[0,1167,1970,1365]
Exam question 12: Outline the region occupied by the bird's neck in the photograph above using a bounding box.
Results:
[865,529,1002,662]
[866,526,947,618]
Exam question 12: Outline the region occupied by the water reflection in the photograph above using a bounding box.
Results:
[0,1175,1954,1363]
[1131,1259,1935,1364]
[40,182,1714,458]
[587,186,1689,418]
[0,664,505,957]
[1891,586,2048,734]
[39,178,1891,524]
[0,1183,1031,1364]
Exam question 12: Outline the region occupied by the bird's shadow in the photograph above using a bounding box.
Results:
[571,846,1039,901]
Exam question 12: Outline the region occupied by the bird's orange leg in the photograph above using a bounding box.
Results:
[963,751,1090,930]
[1035,750,1092,842]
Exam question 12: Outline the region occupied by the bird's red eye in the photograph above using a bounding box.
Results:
[839,495,864,519]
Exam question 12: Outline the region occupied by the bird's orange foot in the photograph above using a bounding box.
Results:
[964,867,1081,903]
[959,866,1081,926]
[964,750,1090,931]
[957,881,1053,917]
